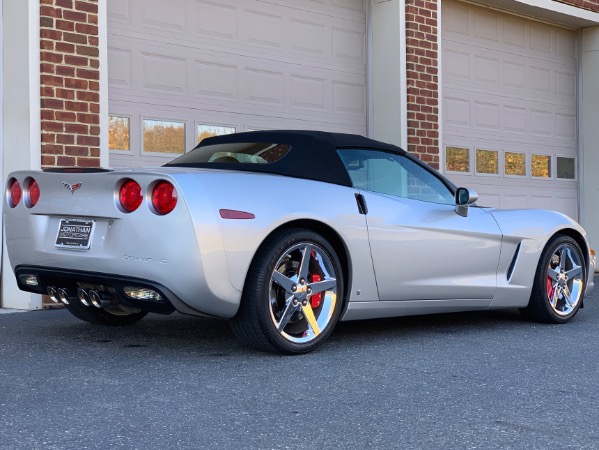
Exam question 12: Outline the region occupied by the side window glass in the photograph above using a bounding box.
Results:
[337,149,454,205]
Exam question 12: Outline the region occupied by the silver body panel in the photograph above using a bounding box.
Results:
[4,168,595,320]
[361,191,502,301]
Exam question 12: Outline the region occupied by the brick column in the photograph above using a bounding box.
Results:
[39,0,100,168]
[405,0,439,170]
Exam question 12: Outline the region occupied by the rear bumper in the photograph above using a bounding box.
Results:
[14,265,216,317]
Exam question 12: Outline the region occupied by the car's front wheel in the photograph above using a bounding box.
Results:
[521,234,586,324]
[231,228,344,354]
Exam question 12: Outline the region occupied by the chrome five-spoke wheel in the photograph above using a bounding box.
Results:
[545,242,584,316]
[270,242,338,344]
[523,234,586,324]
[231,228,344,354]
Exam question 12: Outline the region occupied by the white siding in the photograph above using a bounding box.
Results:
[107,0,367,167]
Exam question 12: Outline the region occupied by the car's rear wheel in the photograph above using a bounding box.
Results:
[521,235,586,324]
[66,299,148,326]
[231,228,344,354]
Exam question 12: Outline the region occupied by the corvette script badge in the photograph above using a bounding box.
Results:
[62,182,82,194]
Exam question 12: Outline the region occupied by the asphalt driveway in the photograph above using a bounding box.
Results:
[1,278,599,449]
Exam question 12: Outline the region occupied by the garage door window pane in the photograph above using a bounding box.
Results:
[476,149,498,174]
[504,152,526,176]
[532,154,551,178]
[446,147,469,172]
[198,125,236,144]
[557,157,575,179]
[109,116,130,151]
[143,119,185,154]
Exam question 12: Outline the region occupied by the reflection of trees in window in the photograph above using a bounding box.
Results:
[476,149,498,174]
[532,155,551,178]
[504,152,525,176]
[197,125,235,144]
[446,147,469,172]
[143,120,185,154]
[109,116,130,151]
[198,130,217,143]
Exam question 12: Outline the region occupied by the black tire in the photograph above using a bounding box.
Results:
[521,234,586,324]
[66,298,148,326]
[230,228,344,354]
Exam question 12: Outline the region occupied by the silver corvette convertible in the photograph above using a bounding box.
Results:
[4,131,595,354]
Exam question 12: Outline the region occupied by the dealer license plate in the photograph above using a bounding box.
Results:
[55,219,95,250]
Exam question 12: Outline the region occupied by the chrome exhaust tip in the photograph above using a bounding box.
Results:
[89,290,102,308]
[77,288,91,306]
[89,290,112,309]
[47,286,59,303]
[57,288,70,305]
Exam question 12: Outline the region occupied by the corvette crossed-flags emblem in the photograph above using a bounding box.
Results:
[62,182,82,194]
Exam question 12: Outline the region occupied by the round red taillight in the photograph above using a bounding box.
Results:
[7,178,22,208]
[26,178,40,208]
[119,179,143,213]
[152,181,177,215]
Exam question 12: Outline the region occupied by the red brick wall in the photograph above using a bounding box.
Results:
[405,0,439,170]
[40,0,100,168]
[554,0,599,12]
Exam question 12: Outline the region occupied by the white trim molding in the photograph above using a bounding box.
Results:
[580,27,599,254]
[0,0,4,307]
[98,0,109,168]
[1,0,42,309]
[370,0,407,149]
[464,0,599,27]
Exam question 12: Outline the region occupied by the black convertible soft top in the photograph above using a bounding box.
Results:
[165,130,407,187]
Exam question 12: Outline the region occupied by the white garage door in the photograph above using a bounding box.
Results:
[107,0,367,168]
[442,0,579,219]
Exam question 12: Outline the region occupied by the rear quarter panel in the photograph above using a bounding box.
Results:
[177,171,379,304]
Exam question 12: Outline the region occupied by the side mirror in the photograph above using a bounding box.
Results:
[455,187,478,217]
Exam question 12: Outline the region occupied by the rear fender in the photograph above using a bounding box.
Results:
[191,172,379,304]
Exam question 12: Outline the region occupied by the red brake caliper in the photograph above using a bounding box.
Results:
[310,274,322,308]
[309,250,322,308]
[546,274,554,300]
